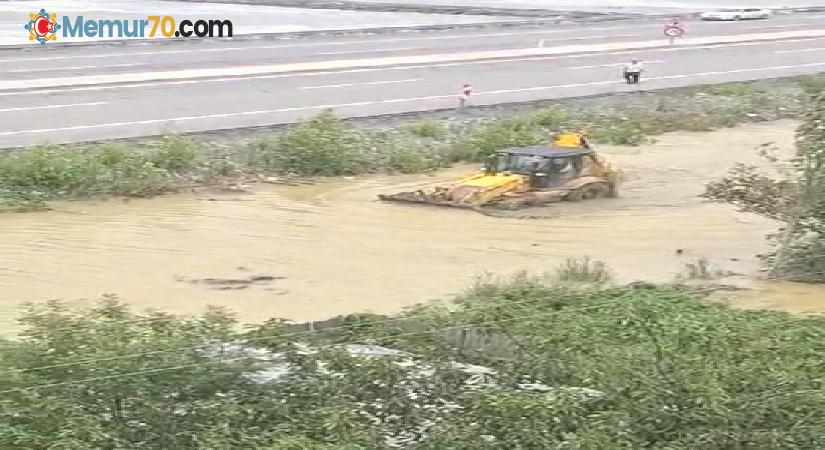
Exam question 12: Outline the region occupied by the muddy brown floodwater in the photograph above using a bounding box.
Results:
[2,120,824,333]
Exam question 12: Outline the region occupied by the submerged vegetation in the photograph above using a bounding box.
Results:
[3,270,825,449]
[0,77,813,211]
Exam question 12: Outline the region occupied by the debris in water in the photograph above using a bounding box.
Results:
[177,274,285,291]
[198,275,282,285]
[215,285,250,291]
[263,288,290,295]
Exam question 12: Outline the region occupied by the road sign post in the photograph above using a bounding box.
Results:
[664,24,684,45]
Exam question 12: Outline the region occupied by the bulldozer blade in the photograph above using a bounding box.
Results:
[378,193,477,210]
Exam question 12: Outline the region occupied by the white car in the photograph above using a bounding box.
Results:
[700,8,772,21]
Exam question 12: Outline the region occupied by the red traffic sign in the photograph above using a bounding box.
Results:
[664,25,684,37]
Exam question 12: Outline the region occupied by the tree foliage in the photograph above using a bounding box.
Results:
[705,84,825,281]
[3,281,825,449]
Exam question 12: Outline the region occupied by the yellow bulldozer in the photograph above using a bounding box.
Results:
[378,132,621,212]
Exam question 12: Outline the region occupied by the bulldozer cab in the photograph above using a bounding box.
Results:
[486,145,590,188]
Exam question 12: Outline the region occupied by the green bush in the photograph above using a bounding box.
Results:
[530,106,571,127]
[7,282,825,448]
[150,135,198,172]
[385,147,439,173]
[260,112,367,176]
[404,120,444,139]
[591,124,653,146]
[0,143,176,200]
[95,144,172,196]
[0,146,103,195]
[95,144,131,167]
[455,118,543,160]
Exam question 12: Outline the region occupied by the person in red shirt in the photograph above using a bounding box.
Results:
[459,84,473,109]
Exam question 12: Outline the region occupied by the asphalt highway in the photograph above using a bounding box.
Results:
[2,13,825,147]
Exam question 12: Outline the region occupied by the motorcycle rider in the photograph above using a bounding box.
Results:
[623,59,643,84]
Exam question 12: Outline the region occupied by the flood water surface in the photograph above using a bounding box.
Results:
[2,121,823,331]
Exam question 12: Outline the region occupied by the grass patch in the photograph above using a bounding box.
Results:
[530,106,571,127]
[700,83,764,97]
[403,120,445,139]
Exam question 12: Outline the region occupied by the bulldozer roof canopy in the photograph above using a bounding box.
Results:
[497,145,593,159]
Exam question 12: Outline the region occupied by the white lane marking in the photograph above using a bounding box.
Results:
[4,62,825,137]
[0,99,449,136]
[746,24,810,30]
[5,29,825,92]
[555,34,637,41]
[0,102,107,113]
[2,63,146,73]
[299,79,420,90]
[0,26,644,63]
[564,59,666,69]
[651,61,825,79]
[317,35,635,55]
[775,46,825,53]
[318,47,422,55]
[1,36,823,98]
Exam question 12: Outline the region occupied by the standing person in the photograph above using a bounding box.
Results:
[623,60,643,84]
[578,130,591,149]
[459,84,473,110]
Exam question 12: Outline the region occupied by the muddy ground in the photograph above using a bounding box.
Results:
[2,120,822,334]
